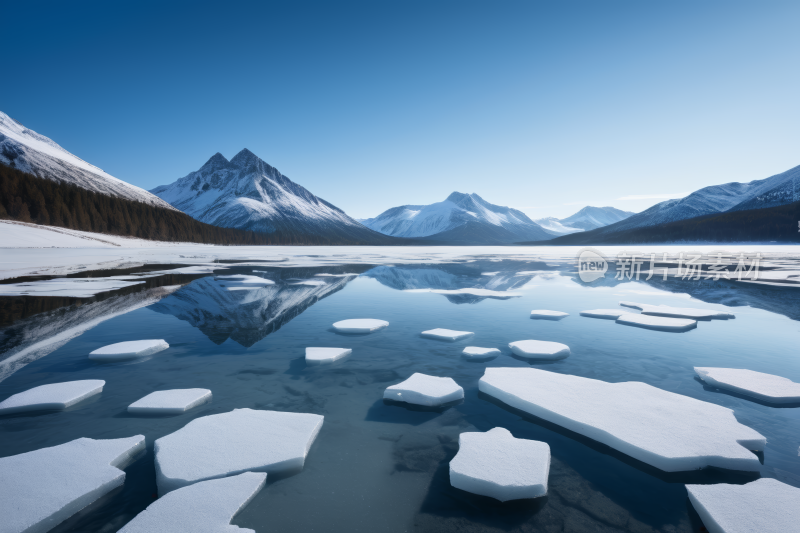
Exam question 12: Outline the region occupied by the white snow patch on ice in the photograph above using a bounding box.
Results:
[529,310,569,320]
[89,340,169,361]
[118,472,266,533]
[616,313,697,332]
[331,319,389,334]
[0,435,145,533]
[462,347,501,360]
[508,340,570,360]
[450,427,550,501]
[0,380,105,415]
[579,309,628,319]
[154,408,323,495]
[695,368,800,404]
[620,301,734,319]
[479,368,765,472]
[686,478,799,533]
[305,347,352,365]
[421,328,474,341]
[128,389,212,415]
[384,373,464,406]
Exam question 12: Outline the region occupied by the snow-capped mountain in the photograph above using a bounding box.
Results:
[0,111,176,210]
[360,192,552,244]
[533,217,584,235]
[605,164,800,233]
[151,149,392,243]
[534,207,634,235]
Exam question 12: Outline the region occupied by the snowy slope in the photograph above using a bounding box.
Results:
[361,192,552,244]
[533,217,584,235]
[151,150,391,243]
[559,206,635,231]
[0,111,176,210]
[607,165,799,233]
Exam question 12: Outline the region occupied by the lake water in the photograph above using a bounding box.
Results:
[1,258,799,532]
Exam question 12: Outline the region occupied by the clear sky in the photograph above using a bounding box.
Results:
[2,0,799,219]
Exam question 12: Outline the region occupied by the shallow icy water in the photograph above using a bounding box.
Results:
[1,262,799,533]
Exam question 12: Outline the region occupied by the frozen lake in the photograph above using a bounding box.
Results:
[1,252,799,532]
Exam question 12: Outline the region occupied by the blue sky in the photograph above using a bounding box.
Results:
[2,0,799,219]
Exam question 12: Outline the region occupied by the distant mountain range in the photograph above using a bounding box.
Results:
[151,149,396,244]
[537,164,800,244]
[535,206,634,235]
[359,192,554,244]
[0,111,175,210]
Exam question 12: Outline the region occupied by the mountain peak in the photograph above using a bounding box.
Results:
[445,191,482,204]
[230,148,261,167]
[200,152,230,171]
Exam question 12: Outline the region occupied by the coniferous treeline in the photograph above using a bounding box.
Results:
[0,164,360,245]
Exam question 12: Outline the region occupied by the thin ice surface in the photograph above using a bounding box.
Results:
[686,478,799,533]
[0,435,144,533]
[305,347,352,365]
[620,301,734,319]
[616,313,697,332]
[579,309,628,319]
[128,389,213,415]
[89,339,169,361]
[0,380,105,415]
[384,373,464,406]
[118,472,266,533]
[479,368,765,472]
[449,427,550,502]
[420,328,474,341]
[508,340,570,360]
[154,408,323,495]
[331,319,389,334]
[695,367,800,404]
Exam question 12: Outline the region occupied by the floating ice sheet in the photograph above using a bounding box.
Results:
[686,478,799,533]
[695,367,800,404]
[508,340,570,360]
[118,472,266,533]
[0,435,145,533]
[128,389,212,415]
[450,427,550,501]
[479,368,765,472]
[89,339,169,361]
[529,310,568,320]
[620,301,734,319]
[421,328,474,341]
[0,379,104,415]
[384,373,464,406]
[616,313,696,332]
[462,347,501,360]
[154,408,323,495]
[305,347,352,365]
[579,309,628,319]
[331,319,388,334]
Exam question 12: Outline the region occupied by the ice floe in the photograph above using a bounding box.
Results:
[695,367,800,404]
[0,379,105,415]
[305,347,352,365]
[529,310,568,320]
[508,340,570,360]
[89,339,169,361]
[331,319,389,334]
[686,478,799,533]
[0,435,144,533]
[620,301,734,319]
[128,389,212,415]
[118,472,266,533]
[462,347,501,360]
[421,328,474,341]
[479,368,765,472]
[449,427,550,501]
[579,309,628,319]
[154,408,323,495]
[616,313,697,332]
[384,373,464,406]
